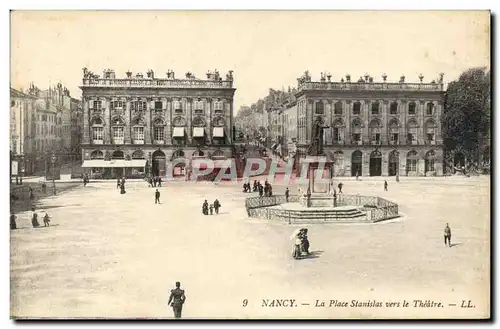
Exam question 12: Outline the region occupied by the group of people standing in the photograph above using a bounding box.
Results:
[147,176,163,188]
[202,199,221,215]
[292,228,310,260]
[245,180,273,197]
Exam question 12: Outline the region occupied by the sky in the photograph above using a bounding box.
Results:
[11,11,490,112]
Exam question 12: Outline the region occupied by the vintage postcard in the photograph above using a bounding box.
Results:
[9,10,490,319]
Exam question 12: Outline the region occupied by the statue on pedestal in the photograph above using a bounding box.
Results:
[308,116,329,156]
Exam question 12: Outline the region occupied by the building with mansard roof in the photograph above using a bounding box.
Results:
[79,68,236,178]
[266,71,445,177]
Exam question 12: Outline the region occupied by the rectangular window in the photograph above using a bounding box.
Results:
[155,101,163,110]
[391,133,399,143]
[426,159,435,172]
[214,101,223,114]
[194,101,204,114]
[92,127,104,144]
[334,103,342,115]
[132,101,147,111]
[353,103,361,115]
[113,127,124,144]
[408,103,416,115]
[133,127,145,144]
[174,100,182,113]
[407,159,417,172]
[427,133,435,143]
[372,133,380,144]
[154,127,164,142]
[426,103,434,116]
[353,133,361,142]
[390,103,398,115]
[371,103,380,115]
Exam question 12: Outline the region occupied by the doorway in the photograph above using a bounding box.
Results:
[152,150,166,177]
[388,150,399,176]
[351,150,362,176]
[369,150,382,176]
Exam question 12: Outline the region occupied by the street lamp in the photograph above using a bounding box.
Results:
[51,154,57,195]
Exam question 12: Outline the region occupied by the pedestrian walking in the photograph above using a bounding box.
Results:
[355,171,359,180]
[29,187,34,200]
[396,173,400,183]
[153,176,157,187]
[43,212,51,227]
[42,181,47,193]
[338,182,343,194]
[31,207,40,228]
[214,199,221,214]
[117,178,121,189]
[209,204,214,215]
[155,189,161,204]
[168,282,186,319]
[285,187,289,202]
[202,200,209,215]
[384,180,388,191]
[444,223,452,247]
[10,212,17,230]
[158,176,162,187]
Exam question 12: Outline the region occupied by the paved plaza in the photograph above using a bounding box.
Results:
[10,176,490,319]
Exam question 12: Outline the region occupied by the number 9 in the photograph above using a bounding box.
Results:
[242,299,248,307]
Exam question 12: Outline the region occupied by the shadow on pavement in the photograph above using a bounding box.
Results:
[450,242,462,248]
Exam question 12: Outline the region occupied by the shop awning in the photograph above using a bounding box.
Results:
[193,127,205,137]
[213,127,224,138]
[82,159,147,168]
[173,127,185,137]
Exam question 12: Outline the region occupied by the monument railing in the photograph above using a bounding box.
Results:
[245,194,399,223]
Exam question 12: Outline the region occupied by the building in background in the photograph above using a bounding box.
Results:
[25,82,81,176]
[292,71,445,177]
[79,68,236,179]
[10,88,36,178]
[70,97,83,164]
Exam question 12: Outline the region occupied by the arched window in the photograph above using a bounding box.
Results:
[90,150,104,159]
[334,102,342,115]
[408,102,417,115]
[425,150,437,173]
[390,102,398,115]
[132,150,145,159]
[91,117,104,144]
[315,101,324,115]
[212,149,224,158]
[332,119,345,144]
[112,150,125,159]
[351,118,363,144]
[369,119,381,145]
[406,150,419,174]
[389,118,400,145]
[132,117,145,145]
[407,119,418,145]
[153,118,165,144]
[424,119,437,145]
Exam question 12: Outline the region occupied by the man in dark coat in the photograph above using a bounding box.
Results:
[158,176,162,187]
[168,281,186,319]
[214,199,221,214]
[285,187,290,202]
[155,189,161,204]
[444,223,452,247]
[384,180,388,191]
[10,212,17,230]
[202,200,209,215]
[337,182,343,194]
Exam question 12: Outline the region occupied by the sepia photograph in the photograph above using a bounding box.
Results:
[8,9,491,320]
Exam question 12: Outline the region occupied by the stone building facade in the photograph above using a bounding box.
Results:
[289,71,445,177]
[80,68,236,178]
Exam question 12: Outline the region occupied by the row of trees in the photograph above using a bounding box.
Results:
[442,67,491,172]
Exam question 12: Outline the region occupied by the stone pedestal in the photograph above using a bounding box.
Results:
[299,156,335,208]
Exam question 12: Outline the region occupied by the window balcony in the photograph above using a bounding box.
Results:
[133,140,145,145]
[371,140,381,145]
[113,139,125,145]
[154,140,165,144]
[389,140,399,145]
[92,140,104,145]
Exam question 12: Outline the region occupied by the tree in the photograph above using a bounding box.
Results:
[442,67,490,169]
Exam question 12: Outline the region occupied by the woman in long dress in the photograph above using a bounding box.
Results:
[31,208,40,228]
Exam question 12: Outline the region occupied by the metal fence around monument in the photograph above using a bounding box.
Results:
[245,194,398,223]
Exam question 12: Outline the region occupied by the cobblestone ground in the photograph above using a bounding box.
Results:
[10,176,490,319]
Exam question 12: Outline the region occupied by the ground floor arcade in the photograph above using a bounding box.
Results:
[297,145,445,177]
[81,145,234,179]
